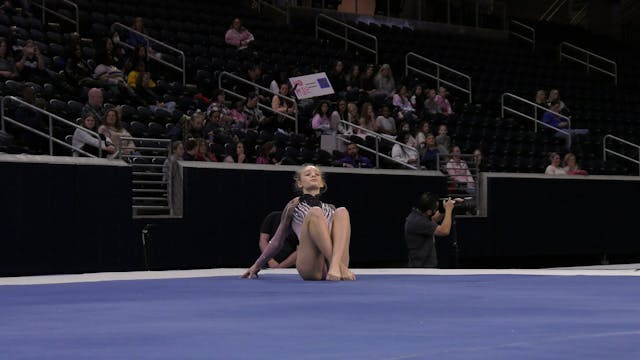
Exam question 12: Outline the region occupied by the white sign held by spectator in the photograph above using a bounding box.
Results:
[289,72,334,100]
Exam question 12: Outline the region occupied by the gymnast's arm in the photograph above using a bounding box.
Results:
[242,198,299,278]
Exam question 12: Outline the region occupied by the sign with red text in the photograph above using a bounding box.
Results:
[289,72,334,100]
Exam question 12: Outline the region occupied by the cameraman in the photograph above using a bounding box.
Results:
[404,193,455,268]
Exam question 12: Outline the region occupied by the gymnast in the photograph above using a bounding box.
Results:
[242,165,355,281]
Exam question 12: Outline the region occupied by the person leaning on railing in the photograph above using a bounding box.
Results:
[97,108,135,159]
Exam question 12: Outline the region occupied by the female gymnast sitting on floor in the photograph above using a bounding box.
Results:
[242,165,356,281]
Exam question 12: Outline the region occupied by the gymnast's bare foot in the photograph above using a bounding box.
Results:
[327,264,341,281]
[340,263,356,281]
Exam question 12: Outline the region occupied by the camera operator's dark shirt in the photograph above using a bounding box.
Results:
[405,208,438,268]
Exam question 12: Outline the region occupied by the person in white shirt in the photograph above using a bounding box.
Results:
[391,131,419,166]
[545,152,567,175]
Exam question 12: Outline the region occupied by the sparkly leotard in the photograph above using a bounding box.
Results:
[255,194,336,269]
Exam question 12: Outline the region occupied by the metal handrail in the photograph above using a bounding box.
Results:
[510,20,535,51]
[603,134,640,176]
[111,22,186,85]
[540,0,568,21]
[315,14,378,64]
[1,96,102,157]
[218,71,299,134]
[501,93,572,148]
[559,42,617,85]
[33,0,79,34]
[570,3,589,25]
[257,0,290,24]
[336,119,418,170]
[405,52,472,104]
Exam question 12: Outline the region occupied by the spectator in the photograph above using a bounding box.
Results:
[535,89,547,106]
[435,124,451,154]
[244,92,267,130]
[97,108,135,159]
[340,142,373,168]
[225,18,255,50]
[72,114,116,157]
[224,141,247,163]
[94,37,130,98]
[420,133,440,170]
[473,148,485,172]
[182,138,199,161]
[195,138,217,162]
[330,98,348,131]
[230,99,248,129]
[207,89,233,123]
[392,84,417,122]
[543,101,588,146]
[169,109,206,142]
[544,152,567,175]
[163,140,184,182]
[256,141,280,165]
[359,64,376,95]
[64,44,95,87]
[126,45,150,87]
[271,82,297,131]
[399,122,417,148]
[359,102,378,134]
[446,145,475,194]
[328,60,347,95]
[127,58,154,89]
[16,39,47,83]
[375,104,396,136]
[392,131,419,166]
[344,63,360,98]
[435,86,453,115]
[410,84,426,118]
[128,17,150,49]
[258,210,299,269]
[0,37,18,79]
[415,120,431,156]
[563,152,588,175]
[205,107,228,136]
[373,63,395,97]
[312,100,333,134]
[269,67,289,94]
[405,193,455,268]
[235,63,266,101]
[342,102,359,134]
[423,88,440,115]
[81,88,108,123]
[547,88,570,116]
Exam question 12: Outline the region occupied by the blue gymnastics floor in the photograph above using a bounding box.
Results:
[1,273,639,359]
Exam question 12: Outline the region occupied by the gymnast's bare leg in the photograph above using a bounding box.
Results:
[296,207,339,280]
[331,207,355,280]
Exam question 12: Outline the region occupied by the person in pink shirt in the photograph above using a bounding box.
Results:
[435,86,453,115]
[225,18,254,50]
[312,101,332,134]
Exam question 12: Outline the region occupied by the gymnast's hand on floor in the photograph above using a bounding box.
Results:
[241,265,260,279]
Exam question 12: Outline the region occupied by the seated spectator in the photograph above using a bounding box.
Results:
[359,102,378,134]
[435,124,451,154]
[235,63,267,102]
[399,122,417,148]
[205,107,229,136]
[72,114,116,157]
[340,102,360,135]
[435,86,453,115]
[391,131,419,166]
[230,99,249,129]
[64,44,96,87]
[256,141,280,165]
[225,18,255,50]
[340,142,373,168]
[128,17,150,49]
[446,145,475,194]
[544,152,567,175]
[271,83,296,131]
[259,210,299,268]
[269,67,289,94]
[224,141,247,163]
[376,104,397,136]
[97,108,135,159]
[393,85,417,122]
[0,37,18,79]
[344,63,361,97]
[127,46,151,88]
[330,98,348,131]
[410,84,426,118]
[81,88,109,124]
[420,133,440,170]
[16,39,47,83]
[163,140,184,182]
[472,148,485,172]
[563,152,588,175]
[169,110,206,142]
[94,37,132,99]
[546,88,570,116]
[373,63,395,97]
[542,101,589,148]
[359,64,376,95]
[195,138,217,162]
[207,89,233,123]
[423,88,440,115]
[311,100,333,134]
[328,60,347,95]
[244,92,267,130]
[535,89,547,106]
[182,138,199,161]
[415,120,430,156]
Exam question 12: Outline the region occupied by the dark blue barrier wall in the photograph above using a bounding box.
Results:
[0,156,137,276]
[456,173,640,267]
